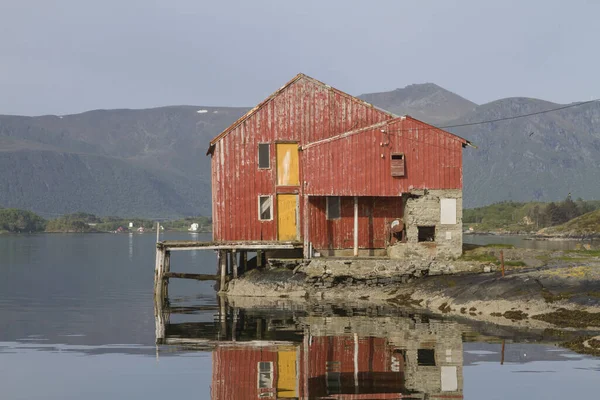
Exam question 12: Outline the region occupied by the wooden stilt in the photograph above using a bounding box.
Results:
[257,250,263,268]
[232,308,238,342]
[241,251,248,274]
[232,250,238,279]
[219,295,227,339]
[154,245,166,302]
[219,250,227,292]
[164,250,170,300]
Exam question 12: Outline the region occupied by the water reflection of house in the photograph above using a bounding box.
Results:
[210,317,463,399]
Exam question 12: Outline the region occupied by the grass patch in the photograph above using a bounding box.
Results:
[484,243,515,249]
[532,308,600,328]
[562,336,600,357]
[541,288,574,303]
[460,253,498,263]
[438,302,452,313]
[503,310,528,321]
[503,260,527,267]
[566,249,600,257]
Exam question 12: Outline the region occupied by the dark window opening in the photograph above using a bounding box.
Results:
[417,349,436,366]
[418,226,435,242]
[258,143,270,169]
[326,197,341,220]
[259,196,272,221]
[326,361,341,394]
[391,153,405,177]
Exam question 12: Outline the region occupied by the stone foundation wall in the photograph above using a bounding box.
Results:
[389,189,463,260]
[303,258,495,288]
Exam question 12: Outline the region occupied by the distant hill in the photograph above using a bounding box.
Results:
[444,98,600,207]
[359,83,477,124]
[1,83,599,217]
[0,106,248,218]
[541,209,600,237]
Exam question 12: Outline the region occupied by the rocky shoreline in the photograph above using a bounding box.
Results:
[226,246,600,333]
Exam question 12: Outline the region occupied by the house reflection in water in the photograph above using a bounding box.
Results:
[156,301,463,399]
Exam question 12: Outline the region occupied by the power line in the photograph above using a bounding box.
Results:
[383,98,599,134]
[438,99,599,130]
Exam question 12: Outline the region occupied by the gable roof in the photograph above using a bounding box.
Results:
[206,73,396,155]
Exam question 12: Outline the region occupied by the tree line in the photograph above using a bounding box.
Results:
[0,208,211,233]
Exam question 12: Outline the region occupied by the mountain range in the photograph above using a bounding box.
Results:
[1,83,598,217]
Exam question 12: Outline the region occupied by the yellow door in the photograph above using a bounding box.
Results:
[277,194,298,241]
[276,143,299,186]
[277,349,298,398]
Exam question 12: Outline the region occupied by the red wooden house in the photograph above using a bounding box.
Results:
[208,74,471,259]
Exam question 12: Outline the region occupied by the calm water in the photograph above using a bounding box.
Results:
[0,233,598,399]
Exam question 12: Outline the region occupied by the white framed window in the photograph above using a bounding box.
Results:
[257,361,273,389]
[258,143,270,169]
[326,197,341,220]
[258,196,273,221]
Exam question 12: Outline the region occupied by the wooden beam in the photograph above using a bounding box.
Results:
[164,272,219,281]
[164,244,300,251]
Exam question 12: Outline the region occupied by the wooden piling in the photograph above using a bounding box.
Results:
[154,244,166,302]
[241,251,248,274]
[257,250,263,268]
[164,250,170,299]
[232,250,238,279]
[219,250,227,292]
[500,250,505,278]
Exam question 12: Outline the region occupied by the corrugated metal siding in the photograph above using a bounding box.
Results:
[212,76,392,241]
[303,117,464,196]
[309,196,403,250]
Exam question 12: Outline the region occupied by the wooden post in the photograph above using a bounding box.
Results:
[501,340,505,365]
[219,250,227,292]
[241,251,248,274]
[232,307,238,342]
[500,250,505,278]
[164,250,171,299]
[218,295,227,340]
[156,222,160,242]
[354,196,359,257]
[232,250,238,279]
[154,245,166,302]
[257,250,263,268]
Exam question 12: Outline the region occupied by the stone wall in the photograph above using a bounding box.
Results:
[389,189,463,260]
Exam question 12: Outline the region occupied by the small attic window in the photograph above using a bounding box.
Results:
[391,153,405,177]
[258,143,270,169]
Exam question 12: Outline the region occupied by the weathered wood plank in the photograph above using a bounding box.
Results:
[163,272,218,281]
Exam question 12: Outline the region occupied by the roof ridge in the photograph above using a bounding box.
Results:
[207,73,395,154]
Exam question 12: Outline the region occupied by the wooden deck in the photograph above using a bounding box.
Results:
[154,239,304,303]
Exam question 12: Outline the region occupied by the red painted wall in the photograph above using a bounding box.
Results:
[210,75,465,243]
[302,116,464,196]
[211,75,392,241]
[212,347,279,400]
[308,196,403,250]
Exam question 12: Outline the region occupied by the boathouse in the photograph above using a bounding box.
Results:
[208,74,470,260]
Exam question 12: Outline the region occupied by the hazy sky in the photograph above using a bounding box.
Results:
[1,0,599,116]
